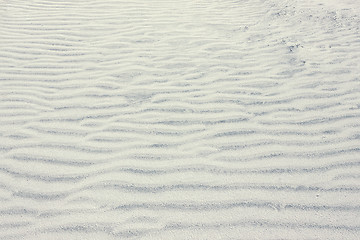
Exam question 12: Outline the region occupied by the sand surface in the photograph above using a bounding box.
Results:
[1,0,360,239]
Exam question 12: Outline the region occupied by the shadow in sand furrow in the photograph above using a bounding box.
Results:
[5,182,360,201]
[0,143,112,154]
[163,219,360,232]
[1,159,360,183]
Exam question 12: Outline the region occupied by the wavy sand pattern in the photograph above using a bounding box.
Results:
[1,0,360,239]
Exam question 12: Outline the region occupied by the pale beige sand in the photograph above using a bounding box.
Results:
[0,0,360,239]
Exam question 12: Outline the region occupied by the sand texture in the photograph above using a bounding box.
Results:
[1,0,360,239]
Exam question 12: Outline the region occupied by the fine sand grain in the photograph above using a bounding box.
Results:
[1,0,360,239]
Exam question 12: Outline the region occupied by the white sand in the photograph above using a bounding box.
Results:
[1,0,360,239]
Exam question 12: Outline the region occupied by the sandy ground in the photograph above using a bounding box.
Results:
[1,0,360,239]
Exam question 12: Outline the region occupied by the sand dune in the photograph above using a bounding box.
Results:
[1,0,360,239]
